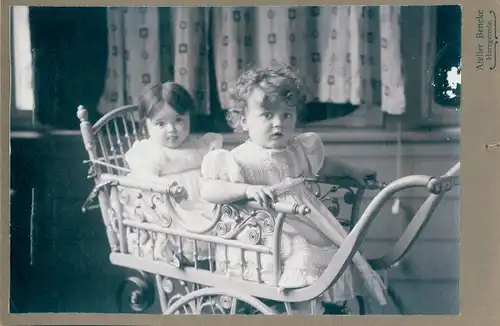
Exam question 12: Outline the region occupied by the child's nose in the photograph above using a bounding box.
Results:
[272,116,284,127]
[165,123,176,132]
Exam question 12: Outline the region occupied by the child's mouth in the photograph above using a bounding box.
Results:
[270,132,283,139]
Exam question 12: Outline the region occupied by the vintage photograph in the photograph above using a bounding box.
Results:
[10,5,461,315]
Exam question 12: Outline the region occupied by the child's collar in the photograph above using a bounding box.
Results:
[244,138,295,154]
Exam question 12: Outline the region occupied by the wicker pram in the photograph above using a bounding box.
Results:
[77,104,460,315]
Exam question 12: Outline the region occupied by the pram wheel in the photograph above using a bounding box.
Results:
[115,270,155,313]
[164,287,278,315]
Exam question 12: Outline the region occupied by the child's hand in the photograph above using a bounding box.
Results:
[245,185,278,209]
[349,167,378,187]
[168,182,188,203]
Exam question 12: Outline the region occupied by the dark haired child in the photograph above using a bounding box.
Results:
[124,81,222,268]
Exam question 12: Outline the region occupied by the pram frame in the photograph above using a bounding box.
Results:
[77,104,460,315]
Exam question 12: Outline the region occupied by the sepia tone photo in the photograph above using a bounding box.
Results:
[9,5,461,316]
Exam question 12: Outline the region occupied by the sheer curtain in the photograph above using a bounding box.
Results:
[98,6,405,117]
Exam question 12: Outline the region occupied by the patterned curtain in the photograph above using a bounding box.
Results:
[98,6,405,116]
[98,7,210,115]
[214,6,405,115]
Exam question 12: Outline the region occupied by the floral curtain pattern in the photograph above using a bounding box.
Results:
[98,6,405,117]
[98,7,210,115]
[213,6,405,115]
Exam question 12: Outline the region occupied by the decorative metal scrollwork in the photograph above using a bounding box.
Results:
[150,192,165,209]
[247,228,261,245]
[214,206,275,244]
[159,212,172,228]
[325,197,340,217]
[220,204,241,222]
[304,179,360,219]
[107,208,120,233]
[215,222,229,236]
[86,164,97,179]
[118,189,130,205]
[262,216,275,233]
[304,181,322,197]
[133,205,146,222]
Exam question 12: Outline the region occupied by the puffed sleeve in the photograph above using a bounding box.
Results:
[124,139,163,176]
[200,149,245,183]
[296,132,325,175]
[198,132,224,152]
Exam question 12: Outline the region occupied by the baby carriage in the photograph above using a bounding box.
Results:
[77,104,460,315]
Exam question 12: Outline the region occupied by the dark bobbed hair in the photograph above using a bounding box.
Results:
[137,81,196,120]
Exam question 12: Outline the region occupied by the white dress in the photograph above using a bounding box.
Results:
[120,133,223,263]
[200,132,387,307]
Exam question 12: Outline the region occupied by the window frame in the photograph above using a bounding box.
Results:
[10,6,41,131]
[420,6,461,128]
[10,6,460,133]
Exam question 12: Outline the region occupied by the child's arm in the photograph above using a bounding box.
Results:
[200,147,277,208]
[200,179,277,208]
[200,179,248,204]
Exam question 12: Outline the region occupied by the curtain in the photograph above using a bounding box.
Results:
[98,6,405,117]
[98,7,210,115]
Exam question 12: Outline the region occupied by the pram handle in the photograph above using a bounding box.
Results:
[81,180,117,213]
[308,172,458,195]
[81,173,188,213]
[244,200,311,216]
[282,173,458,302]
[368,162,461,270]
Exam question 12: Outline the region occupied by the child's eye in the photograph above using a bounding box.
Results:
[175,117,184,123]
[263,112,273,119]
[156,121,165,127]
[284,112,293,119]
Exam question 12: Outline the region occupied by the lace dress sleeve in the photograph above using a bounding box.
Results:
[124,139,164,176]
[200,149,245,183]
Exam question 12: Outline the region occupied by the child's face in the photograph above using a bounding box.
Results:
[241,87,297,149]
[145,104,190,148]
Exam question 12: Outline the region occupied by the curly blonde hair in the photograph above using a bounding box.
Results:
[225,63,307,133]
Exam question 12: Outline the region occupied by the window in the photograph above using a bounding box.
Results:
[424,5,461,127]
[15,6,444,132]
[11,6,37,130]
[433,5,461,108]
[400,6,461,128]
